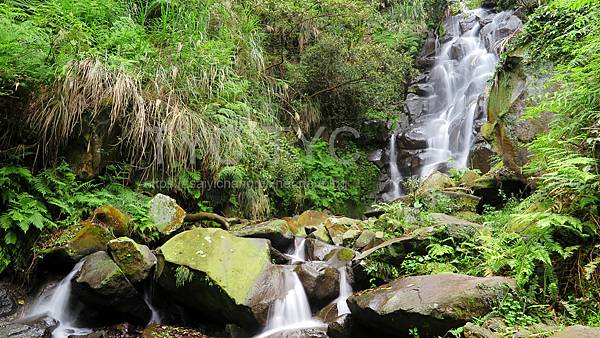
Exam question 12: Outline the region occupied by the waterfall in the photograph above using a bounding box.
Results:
[286,237,306,263]
[143,282,162,326]
[333,267,352,316]
[419,8,499,178]
[377,7,521,196]
[387,134,403,201]
[255,238,324,338]
[24,261,92,338]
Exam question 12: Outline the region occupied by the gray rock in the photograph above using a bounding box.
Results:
[72,251,150,321]
[232,219,294,252]
[148,194,186,236]
[348,274,515,337]
[108,237,156,284]
[294,261,340,307]
[551,325,600,338]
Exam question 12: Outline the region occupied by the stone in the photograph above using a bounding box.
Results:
[397,127,429,149]
[72,251,150,321]
[148,194,186,236]
[156,228,282,329]
[325,217,362,246]
[551,325,600,338]
[91,206,130,237]
[294,211,333,243]
[342,229,361,247]
[419,171,455,193]
[0,284,58,338]
[318,303,366,338]
[143,324,222,338]
[347,274,515,337]
[354,230,376,250]
[367,149,384,168]
[469,142,495,174]
[431,213,483,240]
[305,238,357,265]
[108,237,156,284]
[294,261,340,307]
[39,221,115,264]
[231,219,294,252]
[460,170,483,188]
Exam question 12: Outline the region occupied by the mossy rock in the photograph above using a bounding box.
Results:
[348,274,515,337]
[149,193,186,236]
[156,228,282,329]
[418,171,456,194]
[231,219,293,252]
[72,251,150,321]
[92,206,130,237]
[325,217,362,246]
[38,221,115,263]
[108,237,156,284]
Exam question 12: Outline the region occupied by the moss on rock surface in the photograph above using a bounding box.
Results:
[108,237,156,284]
[156,228,281,329]
[38,221,115,263]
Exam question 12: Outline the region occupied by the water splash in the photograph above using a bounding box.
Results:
[333,267,352,316]
[286,237,306,264]
[255,238,325,338]
[143,282,162,326]
[24,261,92,338]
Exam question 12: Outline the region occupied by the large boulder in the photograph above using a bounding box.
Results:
[347,274,515,337]
[148,194,186,236]
[155,228,282,329]
[430,213,482,240]
[294,211,333,243]
[108,237,156,284]
[72,251,150,321]
[294,261,340,308]
[231,219,294,252]
[38,221,115,264]
[318,303,367,338]
[418,171,455,193]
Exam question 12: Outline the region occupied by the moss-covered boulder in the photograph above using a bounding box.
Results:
[347,274,515,337]
[38,221,115,263]
[91,206,130,237]
[155,228,283,329]
[108,237,156,284]
[430,213,482,240]
[305,238,356,264]
[72,251,150,321]
[293,210,333,243]
[231,219,294,252]
[149,194,186,236]
[551,325,600,338]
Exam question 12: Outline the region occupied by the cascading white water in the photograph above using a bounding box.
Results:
[24,261,92,338]
[143,283,162,326]
[386,135,403,201]
[286,237,307,264]
[419,8,499,178]
[333,267,352,316]
[255,238,324,338]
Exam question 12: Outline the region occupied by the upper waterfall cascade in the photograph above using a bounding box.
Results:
[380,8,522,201]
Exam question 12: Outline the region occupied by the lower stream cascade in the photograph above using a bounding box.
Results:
[378,7,522,201]
[254,237,327,338]
[24,261,92,338]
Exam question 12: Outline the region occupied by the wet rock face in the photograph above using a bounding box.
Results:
[551,325,600,338]
[72,251,151,322]
[294,261,340,308]
[347,274,515,337]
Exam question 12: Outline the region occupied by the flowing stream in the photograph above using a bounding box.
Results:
[24,261,92,338]
[255,238,325,338]
[334,267,352,315]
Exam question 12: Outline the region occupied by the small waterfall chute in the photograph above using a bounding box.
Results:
[24,261,92,338]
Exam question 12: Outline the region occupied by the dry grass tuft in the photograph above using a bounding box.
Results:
[28,58,221,177]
